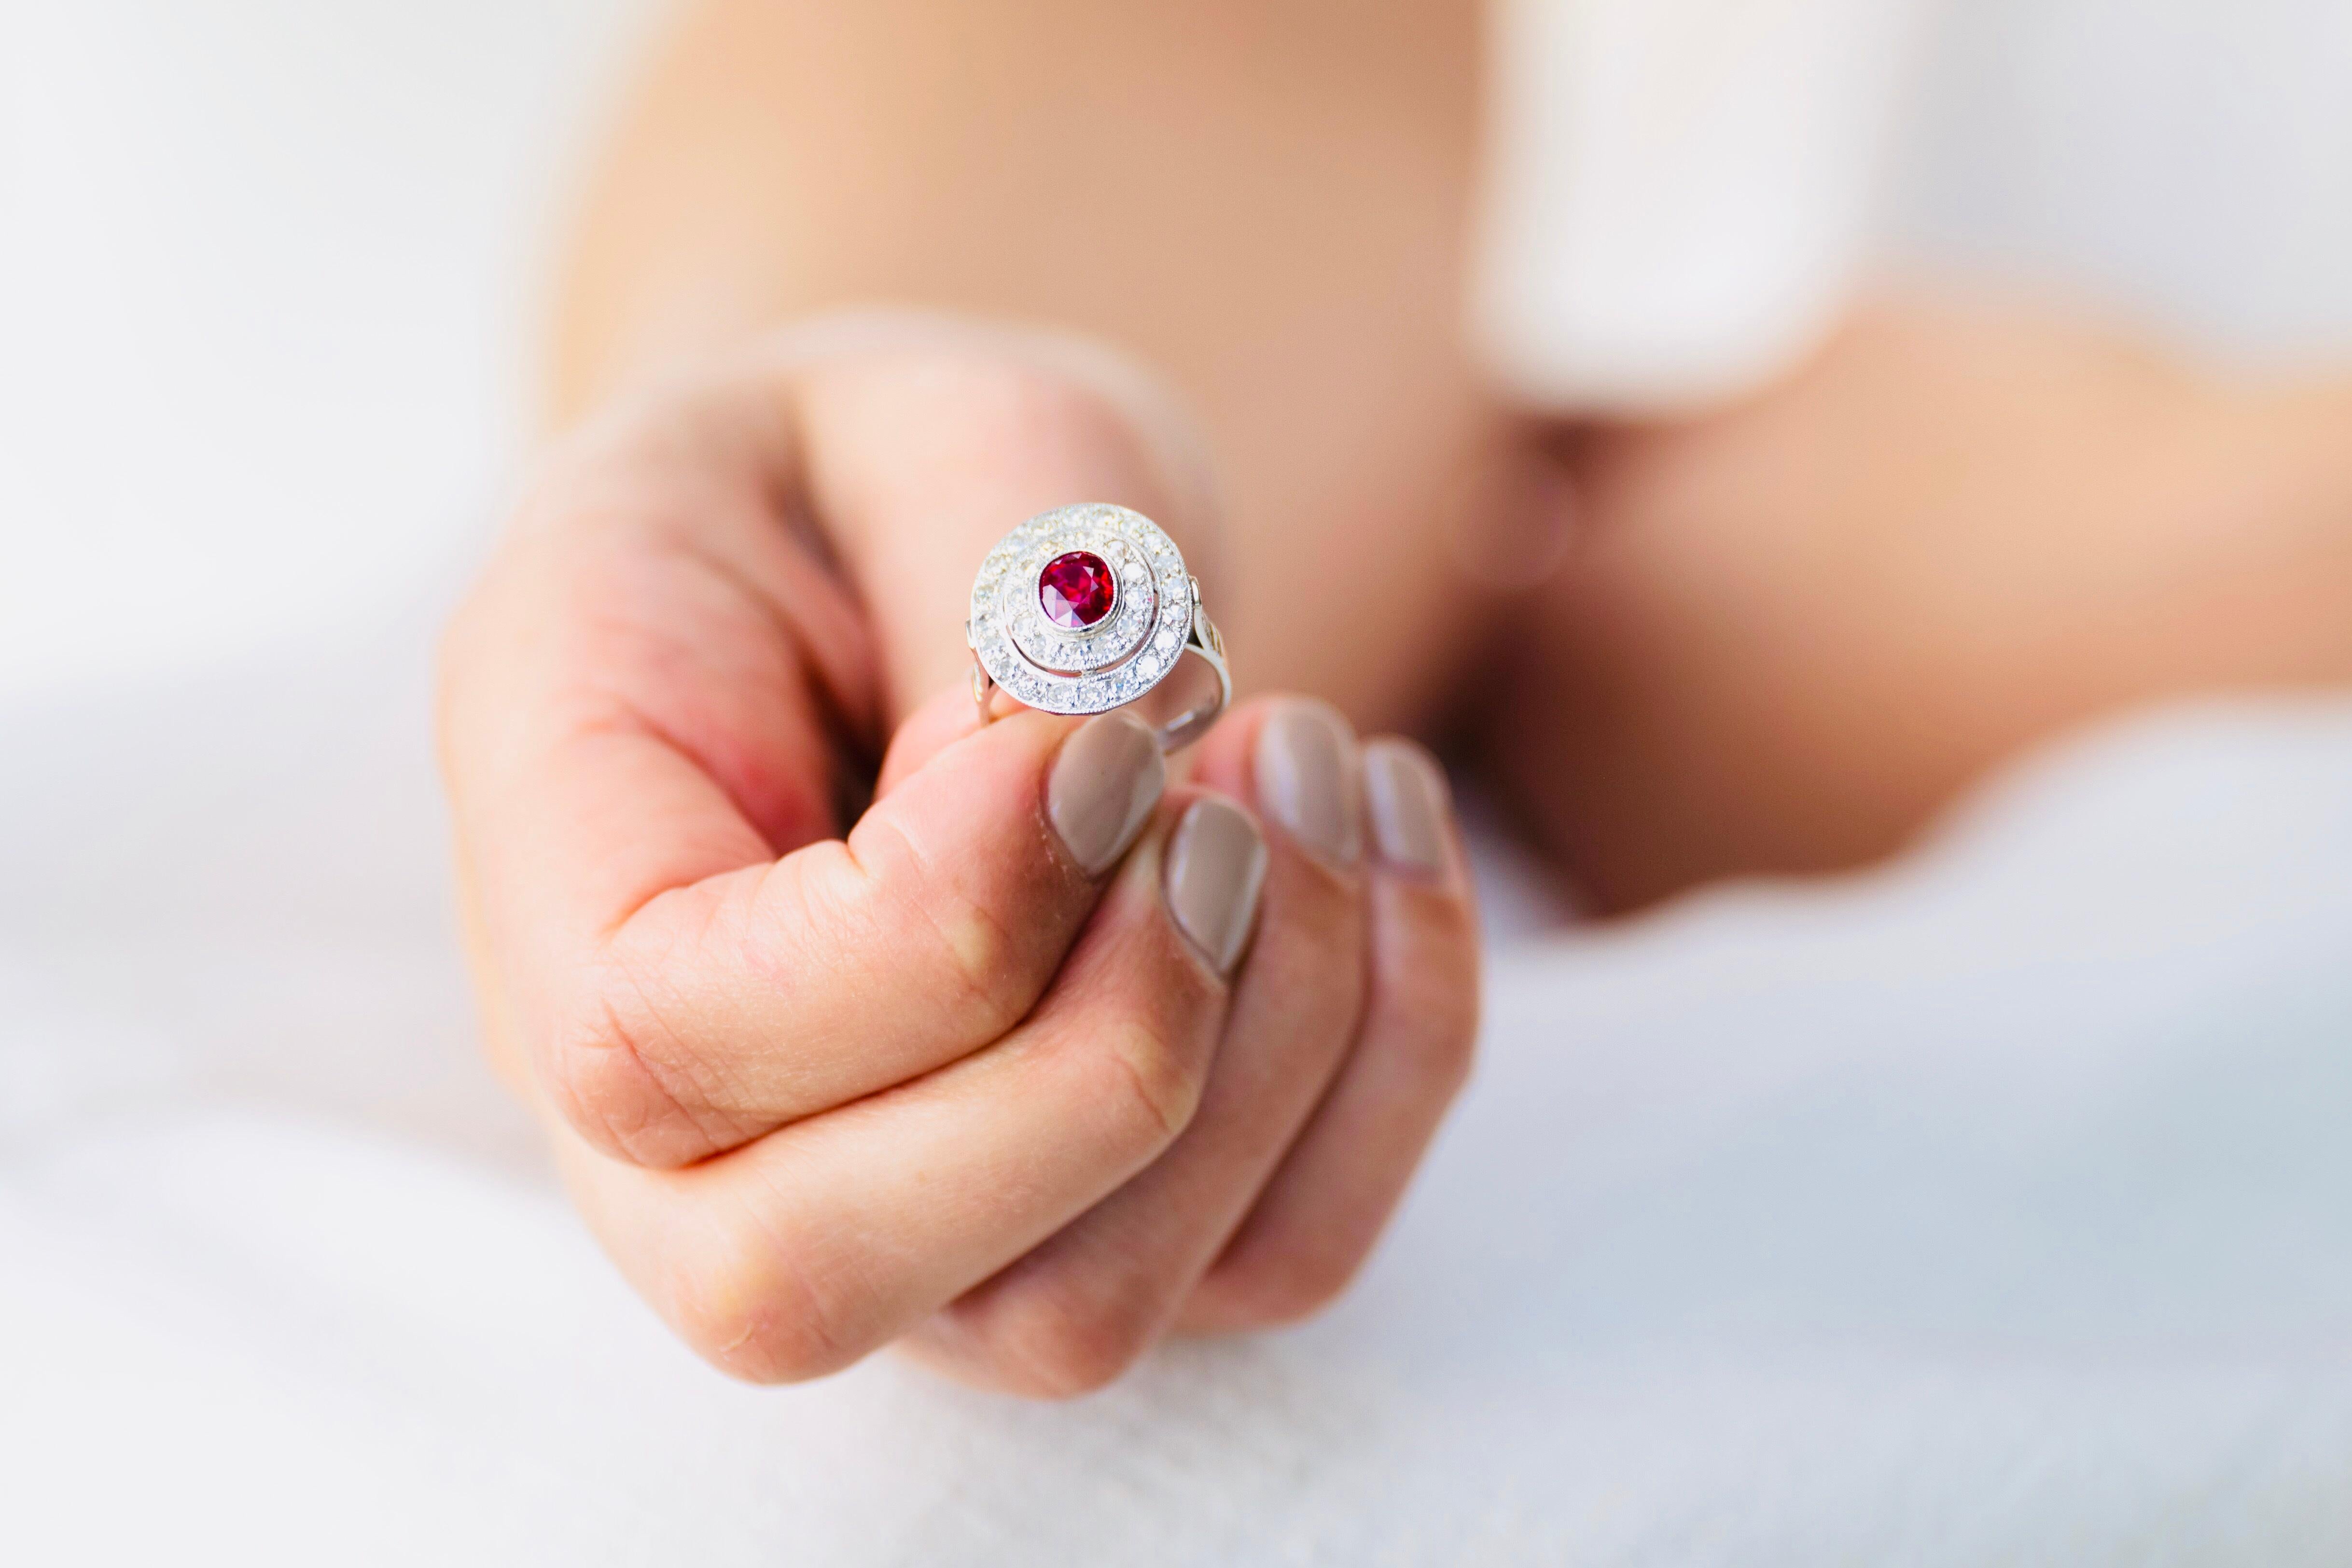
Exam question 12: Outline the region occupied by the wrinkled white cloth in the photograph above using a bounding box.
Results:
[7,0,2352,1562]
[6,642,2352,1563]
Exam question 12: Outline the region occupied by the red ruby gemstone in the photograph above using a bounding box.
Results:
[1038,550,1116,630]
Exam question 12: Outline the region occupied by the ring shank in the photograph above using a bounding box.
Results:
[970,608,1230,752]
[1146,611,1232,751]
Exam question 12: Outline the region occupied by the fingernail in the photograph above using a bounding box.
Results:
[1363,739,1451,877]
[1048,714,1165,876]
[1254,699,1362,867]
[1164,798,1268,976]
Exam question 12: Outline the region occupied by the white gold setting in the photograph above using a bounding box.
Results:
[1000,532,1155,674]
[966,503,1230,750]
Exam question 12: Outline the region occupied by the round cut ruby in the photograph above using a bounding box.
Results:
[1038,550,1116,630]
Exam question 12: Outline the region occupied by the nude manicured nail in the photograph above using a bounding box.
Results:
[1164,798,1268,976]
[1255,699,1362,867]
[1048,714,1165,876]
[1363,738,1451,876]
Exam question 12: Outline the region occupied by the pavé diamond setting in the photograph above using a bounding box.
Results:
[967,503,1231,751]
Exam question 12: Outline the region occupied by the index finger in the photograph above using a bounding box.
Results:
[441,322,1217,1167]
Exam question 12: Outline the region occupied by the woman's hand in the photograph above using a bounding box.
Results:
[437,318,1479,1392]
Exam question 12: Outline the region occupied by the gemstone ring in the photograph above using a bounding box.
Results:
[966,503,1231,751]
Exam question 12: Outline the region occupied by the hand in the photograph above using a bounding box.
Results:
[438,316,1480,1392]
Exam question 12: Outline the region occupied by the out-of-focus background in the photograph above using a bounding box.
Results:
[9,0,2352,709]
[4,2,2352,1563]
[0,0,646,703]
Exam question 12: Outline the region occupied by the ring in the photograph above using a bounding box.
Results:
[966,503,1231,751]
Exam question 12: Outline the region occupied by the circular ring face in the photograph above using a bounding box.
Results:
[968,504,1197,716]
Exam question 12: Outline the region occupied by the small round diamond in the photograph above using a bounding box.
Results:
[1039,551,1116,630]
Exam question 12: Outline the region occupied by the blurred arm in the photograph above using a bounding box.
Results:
[551,0,1511,733]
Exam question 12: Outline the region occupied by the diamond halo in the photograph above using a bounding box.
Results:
[967,504,1200,718]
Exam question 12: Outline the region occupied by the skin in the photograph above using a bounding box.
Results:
[1491,299,2352,906]
[440,328,1479,1392]
[442,0,2352,1388]
[552,0,1502,735]
[549,0,2352,906]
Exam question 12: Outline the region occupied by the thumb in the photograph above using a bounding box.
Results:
[777,313,1223,715]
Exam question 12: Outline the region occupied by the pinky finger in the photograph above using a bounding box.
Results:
[1177,738,1480,1332]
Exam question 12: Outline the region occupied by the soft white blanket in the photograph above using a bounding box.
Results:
[8,0,2352,1558]
[4,634,2350,1564]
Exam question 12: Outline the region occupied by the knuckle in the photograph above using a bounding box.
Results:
[541,958,730,1167]
[914,892,1027,1039]
[540,995,669,1156]
[1089,1015,1210,1157]
[665,1210,860,1386]
[973,1278,1159,1399]
[849,819,1031,1040]
[1207,1248,1358,1330]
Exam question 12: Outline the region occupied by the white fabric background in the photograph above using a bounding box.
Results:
[4,1,2352,1562]
[1479,0,1929,409]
